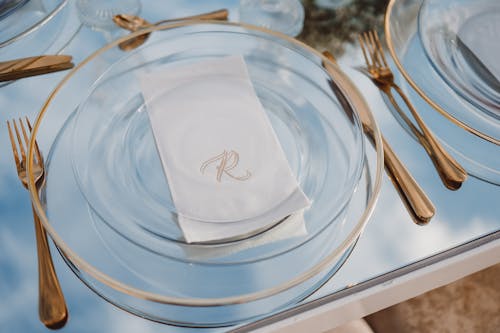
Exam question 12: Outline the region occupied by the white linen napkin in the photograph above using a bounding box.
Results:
[183,210,307,260]
[458,11,500,82]
[139,56,310,243]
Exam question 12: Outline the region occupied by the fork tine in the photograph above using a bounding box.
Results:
[367,31,383,68]
[19,118,29,149]
[6,120,21,169]
[358,34,372,70]
[372,30,389,68]
[18,117,37,165]
[12,119,26,165]
[25,117,42,165]
[363,32,379,70]
[360,32,377,70]
[366,31,376,65]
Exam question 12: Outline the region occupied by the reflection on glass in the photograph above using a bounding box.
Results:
[314,0,354,9]
[0,0,29,19]
[239,0,304,36]
[76,0,140,31]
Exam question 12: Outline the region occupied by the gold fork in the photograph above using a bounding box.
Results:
[358,30,467,190]
[7,117,68,329]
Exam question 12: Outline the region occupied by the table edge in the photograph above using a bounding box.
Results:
[231,230,500,332]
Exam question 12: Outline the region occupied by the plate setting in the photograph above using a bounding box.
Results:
[29,22,383,327]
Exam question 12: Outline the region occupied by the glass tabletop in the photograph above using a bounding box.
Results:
[0,0,498,332]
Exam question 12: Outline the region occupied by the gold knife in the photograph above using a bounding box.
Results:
[0,55,74,82]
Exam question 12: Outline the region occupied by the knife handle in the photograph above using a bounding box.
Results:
[382,136,435,225]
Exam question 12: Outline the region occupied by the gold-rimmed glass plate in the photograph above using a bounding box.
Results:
[419,0,500,121]
[28,22,383,327]
[385,0,500,185]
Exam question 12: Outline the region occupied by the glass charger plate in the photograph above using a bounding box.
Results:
[419,0,500,120]
[44,108,374,326]
[0,0,80,85]
[28,22,383,327]
[70,48,365,248]
[385,0,500,185]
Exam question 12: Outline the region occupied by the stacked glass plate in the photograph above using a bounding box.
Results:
[385,0,500,185]
[29,22,383,327]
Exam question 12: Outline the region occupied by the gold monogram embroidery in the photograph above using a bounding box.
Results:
[200,150,252,182]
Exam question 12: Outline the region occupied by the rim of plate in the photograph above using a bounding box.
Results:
[384,0,500,146]
[27,21,384,307]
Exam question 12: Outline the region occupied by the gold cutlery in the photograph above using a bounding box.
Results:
[0,55,74,82]
[358,30,467,191]
[323,51,435,224]
[7,117,68,329]
[113,9,229,51]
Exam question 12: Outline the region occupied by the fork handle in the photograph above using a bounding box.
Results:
[382,136,435,224]
[389,84,467,190]
[32,205,68,329]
